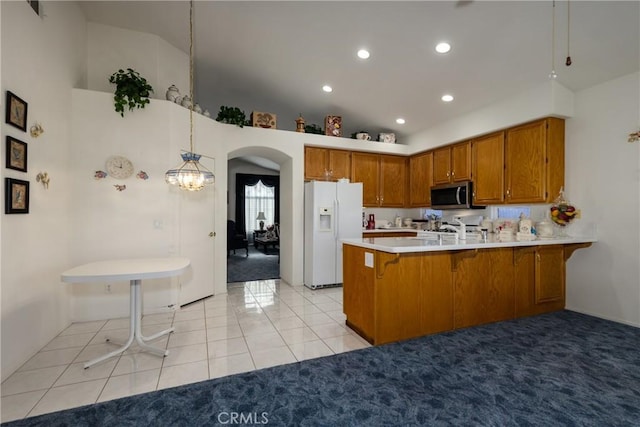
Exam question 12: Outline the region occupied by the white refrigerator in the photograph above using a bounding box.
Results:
[304,181,363,289]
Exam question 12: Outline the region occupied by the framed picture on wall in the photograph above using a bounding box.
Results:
[5,178,30,214]
[5,91,28,132]
[6,136,27,172]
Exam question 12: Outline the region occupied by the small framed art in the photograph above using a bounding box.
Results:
[5,91,28,132]
[5,178,30,214]
[325,115,342,137]
[6,136,27,172]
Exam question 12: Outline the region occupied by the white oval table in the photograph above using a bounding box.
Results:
[61,257,190,369]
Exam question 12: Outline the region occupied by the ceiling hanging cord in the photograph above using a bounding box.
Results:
[164,0,215,192]
[565,0,572,66]
[549,0,557,79]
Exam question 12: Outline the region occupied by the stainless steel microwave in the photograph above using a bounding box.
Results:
[430,181,481,210]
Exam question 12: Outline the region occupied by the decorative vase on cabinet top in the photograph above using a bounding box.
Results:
[181,96,193,109]
[166,85,180,102]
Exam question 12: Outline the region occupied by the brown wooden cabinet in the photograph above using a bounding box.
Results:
[351,153,406,207]
[514,245,565,317]
[343,242,590,346]
[433,141,471,185]
[351,152,379,206]
[452,248,515,329]
[304,147,351,181]
[471,132,505,205]
[408,151,433,207]
[343,245,453,345]
[362,231,417,238]
[505,118,564,203]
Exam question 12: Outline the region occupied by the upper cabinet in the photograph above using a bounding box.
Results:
[472,132,505,205]
[504,118,564,204]
[304,117,564,207]
[304,147,351,181]
[433,141,471,185]
[408,151,433,207]
[379,155,407,207]
[352,153,406,207]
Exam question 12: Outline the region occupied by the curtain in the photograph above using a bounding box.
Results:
[235,173,280,238]
[245,181,275,238]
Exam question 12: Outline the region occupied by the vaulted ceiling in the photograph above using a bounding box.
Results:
[79,1,639,142]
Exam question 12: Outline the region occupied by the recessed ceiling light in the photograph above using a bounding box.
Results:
[357,49,370,59]
[322,85,333,93]
[441,94,454,102]
[435,42,451,54]
[396,118,406,125]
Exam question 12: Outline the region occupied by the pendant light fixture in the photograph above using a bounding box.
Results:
[549,0,558,79]
[165,0,215,192]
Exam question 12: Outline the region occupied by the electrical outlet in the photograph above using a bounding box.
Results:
[105,284,112,293]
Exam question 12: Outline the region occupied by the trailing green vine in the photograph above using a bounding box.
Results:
[108,68,154,117]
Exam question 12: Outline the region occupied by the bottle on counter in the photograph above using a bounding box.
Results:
[394,213,402,228]
[367,214,375,230]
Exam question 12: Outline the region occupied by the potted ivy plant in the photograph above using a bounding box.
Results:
[216,106,251,128]
[108,68,154,117]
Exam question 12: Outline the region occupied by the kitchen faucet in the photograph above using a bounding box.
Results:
[440,218,466,240]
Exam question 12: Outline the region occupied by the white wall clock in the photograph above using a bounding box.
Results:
[105,155,134,180]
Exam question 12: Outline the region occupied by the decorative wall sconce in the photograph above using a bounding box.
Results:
[36,171,50,189]
[30,122,44,138]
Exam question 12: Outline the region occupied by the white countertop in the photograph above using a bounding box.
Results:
[342,234,596,254]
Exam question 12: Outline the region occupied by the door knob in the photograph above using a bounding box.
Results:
[209,232,215,237]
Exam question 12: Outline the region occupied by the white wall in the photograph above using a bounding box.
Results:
[1,1,86,380]
[69,90,180,320]
[405,80,575,152]
[564,72,640,326]
[87,22,189,104]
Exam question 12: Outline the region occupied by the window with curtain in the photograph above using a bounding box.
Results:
[235,173,280,241]
[245,180,275,238]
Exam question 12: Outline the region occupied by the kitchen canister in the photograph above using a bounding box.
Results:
[537,220,554,238]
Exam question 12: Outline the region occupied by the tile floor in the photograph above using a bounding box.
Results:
[1,279,370,422]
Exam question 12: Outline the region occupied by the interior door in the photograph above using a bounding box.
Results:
[178,155,215,306]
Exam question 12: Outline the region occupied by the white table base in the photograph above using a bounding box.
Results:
[84,279,175,369]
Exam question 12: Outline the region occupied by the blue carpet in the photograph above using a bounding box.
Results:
[4,311,640,426]
[227,245,279,283]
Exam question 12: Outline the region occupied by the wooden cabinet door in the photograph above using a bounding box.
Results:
[379,155,406,207]
[451,141,471,182]
[432,147,451,185]
[514,245,566,317]
[329,150,351,181]
[352,152,380,207]
[535,245,565,304]
[472,132,505,205]
[304,147,328,181]
[409,151,433,207]
[505,120,547,203]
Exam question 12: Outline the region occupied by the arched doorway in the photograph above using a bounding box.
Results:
[225,146,298,286]
[227,156,280,283]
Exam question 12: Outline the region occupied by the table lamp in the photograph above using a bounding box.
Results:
[256,212,266,231]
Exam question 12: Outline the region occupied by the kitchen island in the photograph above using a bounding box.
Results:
[341,234,595,345]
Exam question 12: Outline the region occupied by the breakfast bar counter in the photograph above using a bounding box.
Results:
[341,234,595,345]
